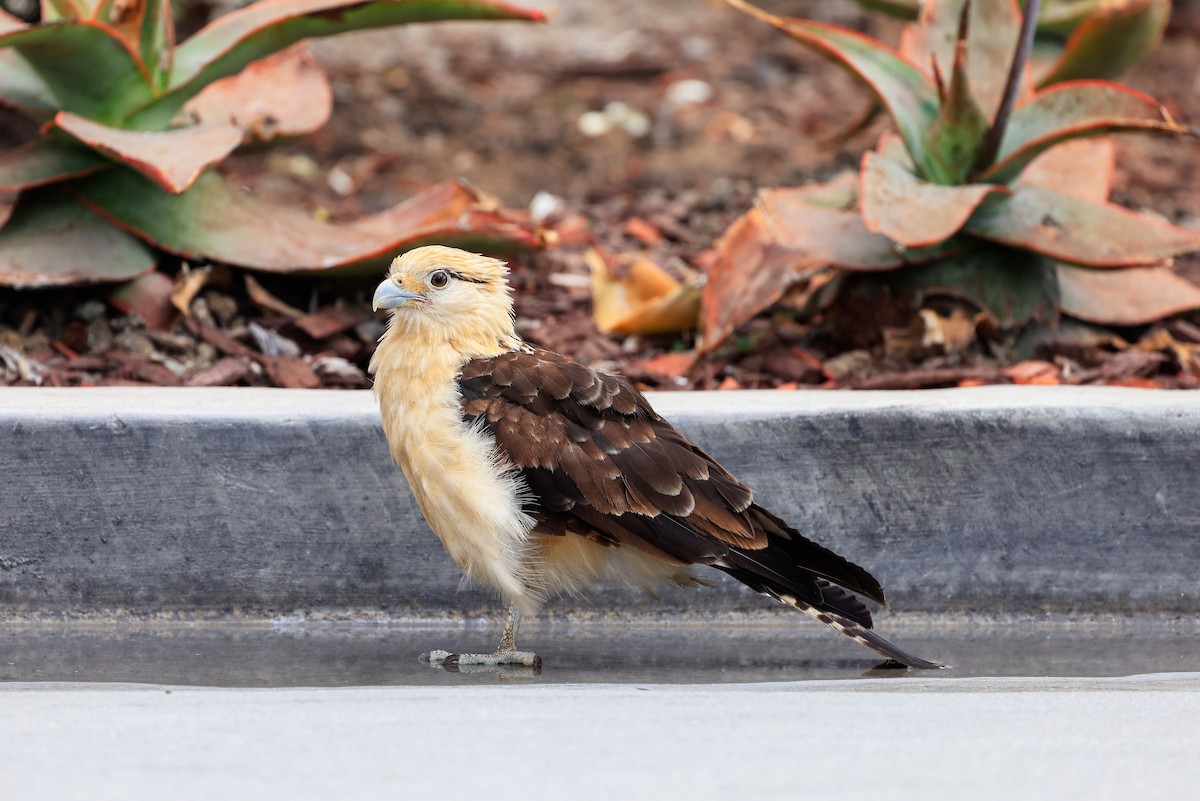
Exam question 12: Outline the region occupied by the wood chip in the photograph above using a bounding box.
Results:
[295,306,361,340]
[106,350,184,386]
[185,318,263,363]
[185,358,250,387]
[263,355,320,389]
[624,216,664,246]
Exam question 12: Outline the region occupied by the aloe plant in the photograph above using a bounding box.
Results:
[703,0,1200,352]
[856,0,1171,84]
[0,0,546,288]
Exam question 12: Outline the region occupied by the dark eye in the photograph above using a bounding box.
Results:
[429,270,449,289]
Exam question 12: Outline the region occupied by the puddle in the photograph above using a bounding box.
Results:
[1,620,1195,687]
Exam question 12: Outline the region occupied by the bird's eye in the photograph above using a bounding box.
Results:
[429,270,450,289]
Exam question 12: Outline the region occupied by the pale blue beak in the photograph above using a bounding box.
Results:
[372,280,425,311]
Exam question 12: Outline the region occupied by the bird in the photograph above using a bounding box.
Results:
[369,245,943,670]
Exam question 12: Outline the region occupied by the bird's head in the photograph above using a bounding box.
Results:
[371,245,518,355]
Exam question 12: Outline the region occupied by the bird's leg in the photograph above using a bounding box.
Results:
[421,602,542,670]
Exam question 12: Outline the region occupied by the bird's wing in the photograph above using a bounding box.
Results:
[458,348,884,606]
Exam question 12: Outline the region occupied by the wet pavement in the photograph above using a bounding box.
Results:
[1,618,1196,685]
[3,621,1197,801]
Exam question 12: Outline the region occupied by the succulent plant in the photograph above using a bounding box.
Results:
[853,0,1171,84]
[0,0,546,288]
[703,0,1200,352]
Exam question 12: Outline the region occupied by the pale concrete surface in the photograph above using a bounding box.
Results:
[3,673,1198,801]
[3,385,1199,618]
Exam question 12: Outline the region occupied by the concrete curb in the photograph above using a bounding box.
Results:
[2,386,1197,618]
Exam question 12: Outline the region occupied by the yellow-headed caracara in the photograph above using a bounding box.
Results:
[370,245,942,670]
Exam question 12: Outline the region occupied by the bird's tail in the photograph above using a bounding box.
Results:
[786,590,946,670]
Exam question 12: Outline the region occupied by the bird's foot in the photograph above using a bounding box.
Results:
[421,649,542,671]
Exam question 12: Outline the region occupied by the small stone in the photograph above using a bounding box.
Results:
[74,300,107,323]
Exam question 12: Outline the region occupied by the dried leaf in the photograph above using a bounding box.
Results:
[588,249,700,336]
[108,270,177,330]
[263,354,320,389]
[171,264,215,316]
[244,273,304,318]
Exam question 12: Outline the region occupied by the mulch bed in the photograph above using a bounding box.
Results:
[4,3,1200,391]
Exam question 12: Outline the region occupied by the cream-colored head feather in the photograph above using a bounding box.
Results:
[370,246,520,371]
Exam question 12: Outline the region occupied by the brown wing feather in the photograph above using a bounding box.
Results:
[458,348,886,607]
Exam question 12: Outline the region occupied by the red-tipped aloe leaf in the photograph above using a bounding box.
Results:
[1036,0,1169,86]
[184,43,332,142]
[1016,136,1115,202]
[861,152,1003,248]
[894,245,1057,325]
[728,0,940,180]
[967,185,1200,267]
[0,187,154,288]
[981,82,1189,184]
[1057,264,1200,325]
[0,20,151,123]
[139,0,176,90]
[1037,0,1107,35]
[0,140,109,191]
[903,0,1026,122]
[73,170,543,273]
[55,111,242,194]
[701,175,952,353]
[127,0,548,128]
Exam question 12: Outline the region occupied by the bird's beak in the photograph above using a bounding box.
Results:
[372,279,425,311]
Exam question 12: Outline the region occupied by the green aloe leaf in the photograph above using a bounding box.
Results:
[0,140,108,191]
[1036,0,1108,35]
[894,245,1057,326]
[980,82,1190,184]
[55,111,243,194]
[727,0,940,180]
[139,0,176,90]
[925,13,990,184]
[127,0,548,129]
[0,187,154,288]
[861,152,1002,248]
[72,170,542,273]
[0,20,151,123]
[1057,263,1200,325]
[1036,0,1169,86]
[0,50,60,120]
[966,185,1200,266]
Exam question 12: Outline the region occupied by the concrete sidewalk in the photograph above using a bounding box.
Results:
[2,385,1199,619]
[4,673,1198,801]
